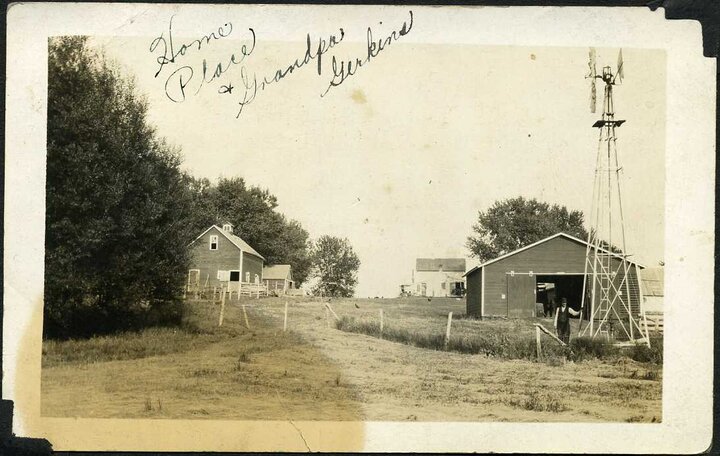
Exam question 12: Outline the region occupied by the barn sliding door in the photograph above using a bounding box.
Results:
[507,274,536,318]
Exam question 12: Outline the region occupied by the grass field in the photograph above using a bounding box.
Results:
[41,296,662,422]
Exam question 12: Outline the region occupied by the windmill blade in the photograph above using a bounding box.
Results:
[614,48,624,83]
[587,47,597,78]
[588,47,597,113]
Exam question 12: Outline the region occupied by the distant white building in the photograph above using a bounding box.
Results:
[401,258,466,297]
[641,267,664,314]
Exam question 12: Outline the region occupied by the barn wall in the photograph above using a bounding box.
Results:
[483,237,586,316]
[415,270,464,297]
[644,296,663,313]
[264,278,287,291]
[242,253,264,282]
[188,227,241,288]
[481,236,641,318]
[466,268,483,316]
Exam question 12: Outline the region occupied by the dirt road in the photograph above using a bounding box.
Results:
[42,297,661,422]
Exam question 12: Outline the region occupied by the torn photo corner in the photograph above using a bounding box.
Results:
[3,2,715,453]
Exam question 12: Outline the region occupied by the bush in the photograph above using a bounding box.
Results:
[568,337,619,362]
[627,337,663,364]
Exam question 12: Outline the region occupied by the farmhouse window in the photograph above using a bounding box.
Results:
[217,270,230,281]
[229,271,240,282]
[209,235,218,250]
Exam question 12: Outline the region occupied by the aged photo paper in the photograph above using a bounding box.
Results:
[3,2,715,453]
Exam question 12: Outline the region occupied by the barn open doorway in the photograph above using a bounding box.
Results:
[535,274,585,318]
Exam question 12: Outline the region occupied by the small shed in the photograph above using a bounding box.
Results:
[464,232,644,320]
[187,223,265,294]
[640,267,664,314]
[263,264,294,294]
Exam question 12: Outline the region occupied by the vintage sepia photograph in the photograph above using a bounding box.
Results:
[40,24,665,424]
[4,3,714,453]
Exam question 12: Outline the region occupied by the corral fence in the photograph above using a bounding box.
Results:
[644,312,664,334]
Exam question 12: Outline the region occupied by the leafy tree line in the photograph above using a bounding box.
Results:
[183,176,313,286]
[45,37,198,338]
[44,37,359,339]
[466,196,620,262]
[466,197,588,262]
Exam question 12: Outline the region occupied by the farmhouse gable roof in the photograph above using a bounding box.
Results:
[416,258,466,272]
[189,225,266,261]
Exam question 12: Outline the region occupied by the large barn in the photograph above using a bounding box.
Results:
[186,223,265,294]
[464,233,645,320]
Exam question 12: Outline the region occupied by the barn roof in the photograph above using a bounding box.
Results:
[463,232,644,277]
[189,225,266,261]
[263,264,292,280]
[640,267,664,297]
[416,258,466,272]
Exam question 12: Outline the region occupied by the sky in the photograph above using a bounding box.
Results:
[94,33,666,298]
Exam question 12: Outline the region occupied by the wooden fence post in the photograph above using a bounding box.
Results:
[325,303,340,322]
[379,309,384,335]
[242,304,250,329]
[536,326,542,359]
[283,301,288,332]
[218,286,226,327]
[444,312,453,349]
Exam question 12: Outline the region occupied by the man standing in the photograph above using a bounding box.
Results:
[554,297,580,344]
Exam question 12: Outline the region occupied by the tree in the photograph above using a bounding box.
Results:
[310,236,361,297]
[466,197,588,262]
[45,37,197,338]
[198,177,313,285]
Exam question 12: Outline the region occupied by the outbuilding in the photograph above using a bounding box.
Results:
[413,258,466,297]
[186,223,265,295]
[263,264,295,294]
[464,232,645,320]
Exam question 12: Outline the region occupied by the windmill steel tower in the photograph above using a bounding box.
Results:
[578,48,650,346]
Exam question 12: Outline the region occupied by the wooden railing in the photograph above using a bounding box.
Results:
[644,313,664,333]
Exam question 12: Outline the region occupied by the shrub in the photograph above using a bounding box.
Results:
[627,337,663,364]
[568,337,619,362]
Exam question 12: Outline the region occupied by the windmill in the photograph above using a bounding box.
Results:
[578,48,650,346]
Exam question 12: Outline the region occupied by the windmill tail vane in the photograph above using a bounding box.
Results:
[615,48,624,83]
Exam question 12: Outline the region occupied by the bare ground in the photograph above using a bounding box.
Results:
[41,297,661,422]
